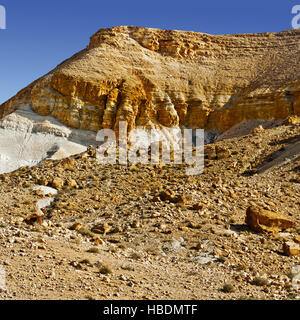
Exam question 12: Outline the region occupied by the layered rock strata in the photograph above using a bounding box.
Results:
[1,26,300,135]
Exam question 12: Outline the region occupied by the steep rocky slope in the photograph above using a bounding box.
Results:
[1,26,300,136]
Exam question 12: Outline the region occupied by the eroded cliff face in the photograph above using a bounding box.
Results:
[1,26,300,134]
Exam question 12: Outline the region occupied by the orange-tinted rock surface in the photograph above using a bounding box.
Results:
[1,26,299,134]
[246,206,296,233]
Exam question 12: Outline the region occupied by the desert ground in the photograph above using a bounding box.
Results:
[0,116,299,300]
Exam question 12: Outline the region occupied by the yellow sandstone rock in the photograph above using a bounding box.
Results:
[283,115,300,125]
[283,241,300,256]
[294,235,300,244]
[69,222,83,231]
[0,26,299,135]
[245,206,296,233]
[50,177,64,190]
[57,158,76,172]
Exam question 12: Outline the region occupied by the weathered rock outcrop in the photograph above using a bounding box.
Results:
[1,26,300,134]
[246,206,296,233]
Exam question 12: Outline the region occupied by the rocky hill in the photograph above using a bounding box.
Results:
[1,26,300,135]
[0,117,299,300]
[0,26,299,300]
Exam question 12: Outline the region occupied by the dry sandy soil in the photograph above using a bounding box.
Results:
[0,119,299,300]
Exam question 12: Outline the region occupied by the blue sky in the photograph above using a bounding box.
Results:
[0,0,298,103]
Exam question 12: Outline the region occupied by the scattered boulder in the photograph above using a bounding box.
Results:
[253,125,264,134]
[283,115,300,126]
[87,247,100,254]
[158,189,175,201]
[222,283,235,293]
[93,236,104,245]
[38,177,49,186]
[65,178,78,189]
[98,263,112,275]
[205,145,231,160]
[157,189,186,204]
[129,165,139,172]
[294,235,300,244]
[283,241,300,256]
[192,202,207,211]
[251,276,269,286]
[70,261,84,270]
[57,158,76,171]
[173,194,186,205]
[91,222,112,235]
[215,145,231,160]
[87,146,97,158]
[48,176,75,190]
[69,222,83,231]
[50,177,64,190]
[24,213,43,226]
[205,145,217,160]
[131,220,141,228]
[245,206,295,233]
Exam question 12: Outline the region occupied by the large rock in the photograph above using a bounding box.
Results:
[245,206,296,233]
[283,241,300,256]
[0,26,299,136]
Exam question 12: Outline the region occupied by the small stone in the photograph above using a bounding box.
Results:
[192,202,206,211]
[99,264,112,275]
[87,247,100,254]
[65,178,78,189]
[69,222,83,231]
[80,258,92,266]
[222,283,235,293]
[93,195,100,201]
[158,189,175,202]
[59,158,76,171]
[93,237,104,245]
[252,277,269,286]
[195,243,203,250]
[294,235,300,244]
[229,190,237,199]
[173,195,186,205]
[283,115,300,126]
[205,145,217,160]
[151,212,161,218]
[121,264,135,272]
[180,226,189,232]
[51,177,64,190]
[129,165,139,172]
[24,214,42,226]
[70,261,83,270]
[158,223,167,230]
[131,221,140,228]
[91,222,112,235]
[253,125,264,133]
[38,177,49,186]
[215,145,231,159]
